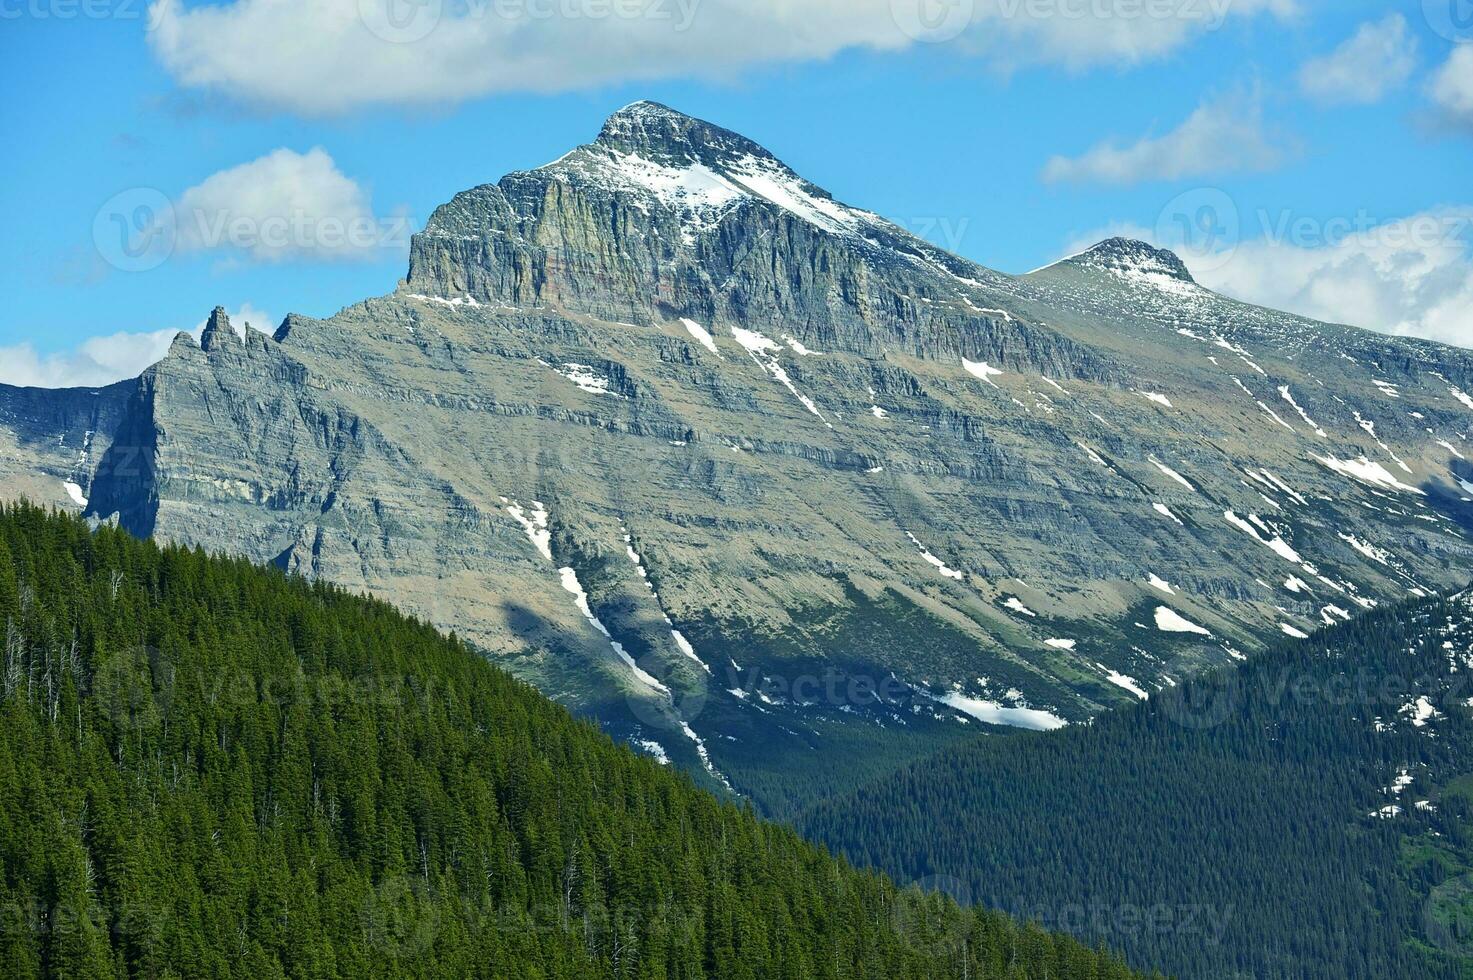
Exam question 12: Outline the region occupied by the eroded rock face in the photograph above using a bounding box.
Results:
[407,102,1110,378]
[0,379,132,514]
[7,102,1473,813]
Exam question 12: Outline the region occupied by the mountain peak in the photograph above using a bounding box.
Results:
[1069,238,1196,284]
[602,99,688,127]
[200,306,237,351]
[593,100,778,169]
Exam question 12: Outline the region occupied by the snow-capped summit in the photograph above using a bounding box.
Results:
[593,101,779,169]
[526,100,866,239]
[1063,238,1197,285]
[13,98,1473,820]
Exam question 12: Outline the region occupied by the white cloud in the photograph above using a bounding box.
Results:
[1041,207,1473,347]
[0,305,274,389]
[172,148,405,263]
[1429,46,1473,130]
[1041,92,1286,185]
[961,0,1298,72]
[1188,209,1473,348]
[146,0,1297,115]
[1297,14,1417,106]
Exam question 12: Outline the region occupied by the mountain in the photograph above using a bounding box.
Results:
[799,586,1473,979]
[0,502,1153,979]
[6,101,1473,815]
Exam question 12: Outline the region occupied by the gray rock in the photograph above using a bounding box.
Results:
[6,102,1473,813]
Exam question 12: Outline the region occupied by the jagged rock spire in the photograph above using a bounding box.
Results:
[200,306,238,352]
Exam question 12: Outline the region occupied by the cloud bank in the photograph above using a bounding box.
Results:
[146,0,1298,115]
[1297,15,1416,106]
[1042,92,1286,185]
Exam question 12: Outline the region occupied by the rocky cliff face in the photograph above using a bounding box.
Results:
[8,102,1473,814]
[406,102,1109,378]
[0,377,132,514]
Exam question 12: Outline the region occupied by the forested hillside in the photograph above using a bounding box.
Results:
[802,591,1473,979]
[0,503,1150,979]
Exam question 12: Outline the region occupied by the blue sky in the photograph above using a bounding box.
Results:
[2,0,1471,386]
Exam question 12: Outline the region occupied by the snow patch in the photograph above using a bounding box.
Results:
[554,362,617,396]
[1150,458,1195,491]
[962,359,1004,387]
[404,292,481,308]
[506,500,552,561]
[781,335,822,356]
[731,326,828,423]
[1154,606,1211,635]
[635,740,670,765]
[1153,502,1184,525]
[933,691,1068,731]
[1101,668,1150,700]
[680,318,721,356]
[1278,387,1327,437]
[1339,533,1393,566]
[558,566,670,695]
[1003,596,1037,617]
[905,531,964,580]
[679,721,733,791]
[1403,695,1442,728]
[1147,574,1175,595]
[1224,510,1302,563]
[1313,455,1424,495]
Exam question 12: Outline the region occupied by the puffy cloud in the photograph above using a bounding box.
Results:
[1041,91,1286,185]
[1297,14,1417,106]
[959,0,1298,72]
[1043,207,1473,348]
[1429,46,1473,130]
[171,148,407,263]
[0,305,274,389]
[145,0,1297,115]
[1189,209,1473,348]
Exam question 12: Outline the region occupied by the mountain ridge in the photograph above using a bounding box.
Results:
[5,101,1473,814]
[799,583,1473,978]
